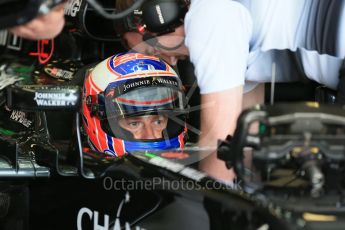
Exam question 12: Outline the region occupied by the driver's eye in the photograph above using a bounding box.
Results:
[128,121,140,127]
[153,116,167,127]
[153,120,162,126]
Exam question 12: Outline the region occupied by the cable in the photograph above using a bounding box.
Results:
[270,62,276,105]
[85,0,146,20]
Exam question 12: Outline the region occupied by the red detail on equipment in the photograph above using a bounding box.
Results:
[137,24,146,33]
[160,152,189,160]
[29,39,54,64]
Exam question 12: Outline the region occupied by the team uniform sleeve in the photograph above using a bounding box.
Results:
[184,0,253,94]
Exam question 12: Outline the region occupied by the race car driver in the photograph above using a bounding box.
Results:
[81,52,188,157]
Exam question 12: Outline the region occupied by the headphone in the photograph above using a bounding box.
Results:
[121,0,188,34]
[141,0,189,34]
[119,0,189,50]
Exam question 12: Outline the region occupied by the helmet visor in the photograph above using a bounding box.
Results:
[103,76,187,140]
[104,76,187,140]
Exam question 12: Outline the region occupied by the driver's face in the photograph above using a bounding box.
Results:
[118,115,168,139]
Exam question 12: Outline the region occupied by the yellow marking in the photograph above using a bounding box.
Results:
[303,212,337,222]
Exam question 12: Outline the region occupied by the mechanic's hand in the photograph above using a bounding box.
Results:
[8,3,65,40]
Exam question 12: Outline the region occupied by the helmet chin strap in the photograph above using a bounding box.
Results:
[143,33,185,51]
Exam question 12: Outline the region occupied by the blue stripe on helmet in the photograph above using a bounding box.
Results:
[106,134,115,152]
[124,137,181,152]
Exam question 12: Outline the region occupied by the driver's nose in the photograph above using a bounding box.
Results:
[137,126,160,140]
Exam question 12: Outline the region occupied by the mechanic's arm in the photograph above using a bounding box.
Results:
[198,84,265,182]
[185,1,253,181]
[8,3,65,40]
[198,86,243,181]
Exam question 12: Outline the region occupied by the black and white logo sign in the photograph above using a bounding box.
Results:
[34,92,78,107]
[44,67,74,81]
[77,192,146,230]
[155,5,165,24]
[10,110,32,128]
[64,0,82,17]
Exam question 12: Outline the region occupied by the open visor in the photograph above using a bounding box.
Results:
[104,76,187,119]
[103,76,188,140]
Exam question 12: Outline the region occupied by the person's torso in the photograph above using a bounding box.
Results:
[238,0,345,89]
